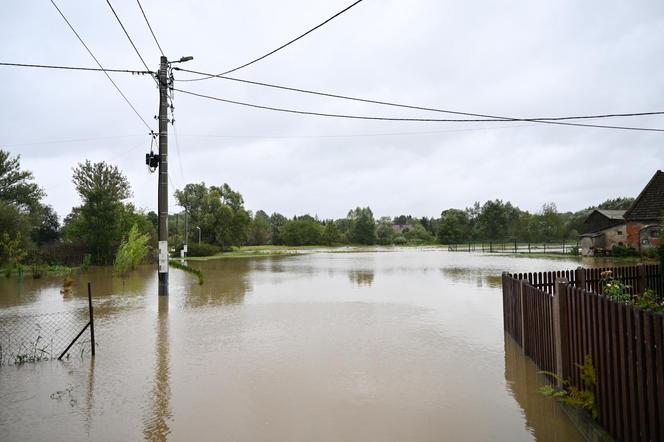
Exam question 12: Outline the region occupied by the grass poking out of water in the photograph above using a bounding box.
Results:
[169,260,204,284]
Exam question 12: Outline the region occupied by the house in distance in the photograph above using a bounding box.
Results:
[580,170,663,256]
[580,210,626,256]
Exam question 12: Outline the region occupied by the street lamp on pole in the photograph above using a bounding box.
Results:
[195,226,201,245]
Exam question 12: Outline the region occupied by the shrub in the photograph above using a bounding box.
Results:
[114,224,150,276]
[393,236,407,245]
[172,242,220,257]
[611,244,639,257]
[539,355,598,419]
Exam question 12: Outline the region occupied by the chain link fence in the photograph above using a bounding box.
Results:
[0,308,92,366]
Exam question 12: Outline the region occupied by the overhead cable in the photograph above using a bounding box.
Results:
[105,0,153,76]
[174,67,664,124]
[136,0,164,56]
[0,62,153,74]
[49,0,153,131]
[178,0,365,81]
[173,88,664,132]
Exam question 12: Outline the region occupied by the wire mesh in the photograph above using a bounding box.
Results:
[0,310,90,365]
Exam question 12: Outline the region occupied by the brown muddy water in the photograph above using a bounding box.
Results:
[0,248,603,441]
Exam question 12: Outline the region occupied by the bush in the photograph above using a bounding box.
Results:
[114,224,150,276]
[611,244,639,257]
[172,242,220,257]
[393,235,407,245]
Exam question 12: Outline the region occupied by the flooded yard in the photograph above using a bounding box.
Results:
[0,248,595,441]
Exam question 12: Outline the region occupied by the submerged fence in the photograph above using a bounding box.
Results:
[0,283,96,366]
[449,241,578,254]
[503,265,664,442]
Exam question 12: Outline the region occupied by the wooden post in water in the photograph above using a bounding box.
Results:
[552,278,569,383]
[88,282,95,357]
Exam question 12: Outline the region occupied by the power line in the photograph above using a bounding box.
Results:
[0,62,153,74]
[174,67,664,124]
[172,87,664,131]
[178,0,365,82]
[176,125,533,139]
[49,0,153,131]
[105,0,152,73]
[136,0,164,56]
[2,134,145,147]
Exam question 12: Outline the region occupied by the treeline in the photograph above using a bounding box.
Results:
[0,148,637,270]
[0,150,156,271]
[172,183,634,251]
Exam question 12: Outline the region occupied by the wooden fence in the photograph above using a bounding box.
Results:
[503,264,664,442]
[449,241,577,254]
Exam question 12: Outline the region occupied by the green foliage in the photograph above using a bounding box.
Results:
[0,232,27,275]
[601,271,664,312]
[611,244,639,257]
[114,224,150,277]
[247,210,272,245]
[633,289,664,312]
[173,242,220,257]
[405,223,434,243]
[539,355,598,419]
[175,182,251,249]
[269,212,288,245]
[601,271,633,303]
[393,235,407,245]
[282,216,323,246]
[30,205,60,245]
[66,160,137,264]
[0,149,45,210]
[376,216,394,245]
[169,259,203,284]
[322,220,341,245]
[348,207,376,245]
[81,254,92,271]
[437,209,470,244]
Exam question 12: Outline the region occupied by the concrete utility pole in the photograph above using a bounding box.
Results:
[157,55,169,296]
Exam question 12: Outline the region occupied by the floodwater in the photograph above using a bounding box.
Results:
[0,248,599,441]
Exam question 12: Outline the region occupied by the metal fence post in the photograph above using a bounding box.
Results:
[88,282,95,357]
[553,277,569,383]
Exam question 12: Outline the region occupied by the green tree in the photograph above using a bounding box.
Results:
[174,182,251,249]
[269,212,288,245]
[376,216,394,245]
[248,210,272,245]
[437,209,470,244]
[539,202,564,241]
[348,207,376,245]
[282,216,323,246]
[0,150,45,211]
[30,204,60,245]
[68,160,132,264]
[475,200,513,240]
[322,220,340,245]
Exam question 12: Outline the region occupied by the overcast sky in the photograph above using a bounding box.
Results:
[1,0,663,220]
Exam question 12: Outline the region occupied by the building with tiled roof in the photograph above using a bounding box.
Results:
[623,170,663,251]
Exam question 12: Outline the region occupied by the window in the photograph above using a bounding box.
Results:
[651,230,659,238]
[617,230,623,235]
